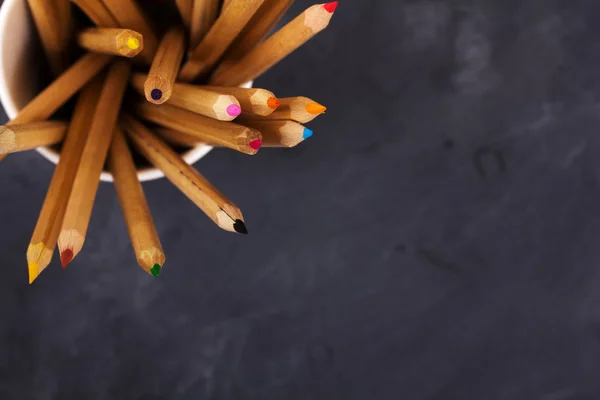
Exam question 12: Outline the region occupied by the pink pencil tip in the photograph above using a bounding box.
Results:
[226,104,241,117]
[249,140,262,150]
[323,1,338,13]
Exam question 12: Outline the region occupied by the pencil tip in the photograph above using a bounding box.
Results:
[28,262,38,284]
[267,97,280,109]
[60,249,74,268]
[323,1,338,13]
[249,140,262,150]
[303,128,313,139]
[306,103,327,115]
[226,104,242,117]
[151,89,163,101]
[150,263,161,277]
[234,220,248,235]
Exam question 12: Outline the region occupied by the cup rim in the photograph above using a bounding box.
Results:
[0,0,251,182]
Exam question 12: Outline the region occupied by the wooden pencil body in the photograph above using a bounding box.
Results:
[174,0,193,29]
[134,101,262,155]
[154,127,203,147]
[11,53,112,125]
[0,121,67,154]
[131,74,240,120]
[109,128,165,275]
[27,0,66,76]
[58,60,131,263]
[189,0,221,48]
[238,119,310,147]
[201,86,278,116]
[54,0,73,60]
[27,76,104,283]
[101,0,159,63]
[71,0,119,27]
[219,0,294,71]
[122,116,246,233]
[211,3,337,86]
[78,28,144,57]
[144,27,186,104]
[179,0,265,82]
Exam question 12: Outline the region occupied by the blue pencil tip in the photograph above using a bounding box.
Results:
[303,128,313,140]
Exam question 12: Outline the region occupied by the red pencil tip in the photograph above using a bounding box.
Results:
[60,249,73,268]
[323,1,338,13]
[249,140,262,150]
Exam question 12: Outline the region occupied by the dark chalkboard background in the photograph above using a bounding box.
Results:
[2,0,600,399]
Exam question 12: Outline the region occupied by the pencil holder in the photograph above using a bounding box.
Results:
[0,0,251,182]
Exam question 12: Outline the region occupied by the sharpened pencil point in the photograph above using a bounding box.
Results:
[150,264,161,277]
[226,104,242,117]
[234,220,248,235]
[249,140,262,150]
[303,128,313,139]
[60,249,74,268]
[267,97,280,109]
[306,103,327,115]
[151,89,163,101]
[28,262,38,284]
[323,1,338,13]
[127,38,140,50]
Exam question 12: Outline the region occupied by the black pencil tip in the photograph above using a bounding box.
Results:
[234,220,248,235]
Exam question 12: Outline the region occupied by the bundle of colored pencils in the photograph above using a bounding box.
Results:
[1,0,338,283]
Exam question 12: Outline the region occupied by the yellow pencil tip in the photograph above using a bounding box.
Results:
[306,103,327,115]
[28,261,38,284]
[127,37,140,50]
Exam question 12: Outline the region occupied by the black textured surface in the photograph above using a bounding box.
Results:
[3,0,600,399]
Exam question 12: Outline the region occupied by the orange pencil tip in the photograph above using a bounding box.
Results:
[306,103,327,115]
[323,1,338,13]
[60,249,74,268]
[267,97,280,109]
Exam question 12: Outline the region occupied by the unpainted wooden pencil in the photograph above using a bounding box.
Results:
[134,101,262,155]
[174,0,193,29]
[71,0,119,27]
[27,0,65,76]
[218,0,294,72]
[54,0,73,60]
[237,118,312,147]
[200,86,279,116]
[26,76,104,284]
[101,0,159,63]
[179,0,265,82]
[0,121,67,154]
[211,2,338,86]
[189,0,221,48]
[122,115,248,234]
[77,28,144,57]
[131,73,240,120]
[144,27,186,104]
[241,96,326,123]
[109,128,165,277]
[58,60,131,268]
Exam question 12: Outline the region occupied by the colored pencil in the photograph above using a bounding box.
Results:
[27,76,104,284]
[174,0,193,29]
[77,28,144,57]
[179,0,265,82]
[26,0,66,76]
[54,0,73,60]
[71,0,119,27]
[0,121,67,154]
[238,119,312,147]
[134,101,262,155]
[189,0,221,49]
[218,0,294,72]
[143,27,186,104]
[10,53,112,125]
[101,0,159,63]
[131,73,240,120]
[200,86,278,116]
[211,2,338,86]
[242,96,326,123]
[153,127,204,147]
[122,115,248,234]
[58,60,131,268]
[109,128,165,277]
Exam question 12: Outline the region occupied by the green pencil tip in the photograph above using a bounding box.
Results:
[150,264,161,277]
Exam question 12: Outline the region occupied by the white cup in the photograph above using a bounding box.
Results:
[0,0,250,182]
